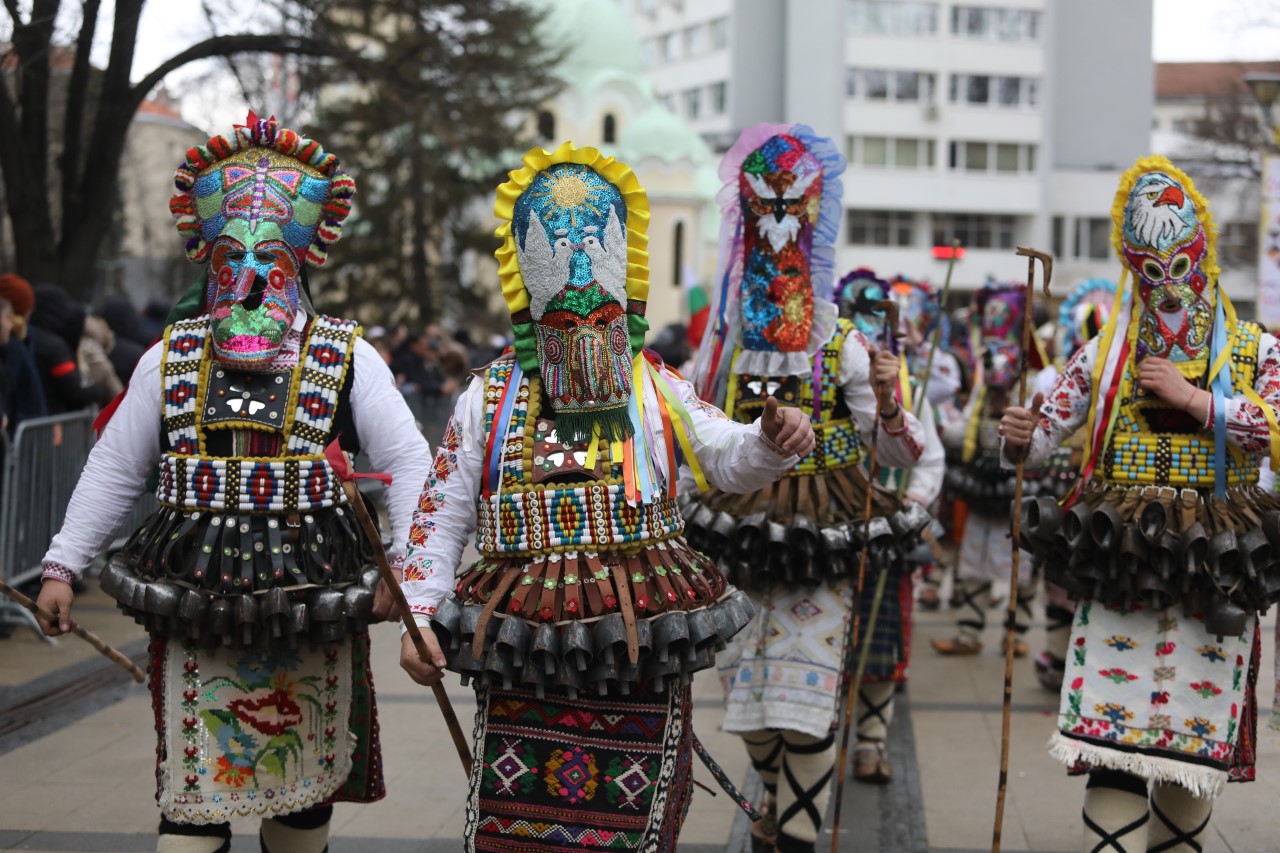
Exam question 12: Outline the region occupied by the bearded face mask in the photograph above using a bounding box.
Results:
[170,113,356,372]
[1119,170,1213,365]
[513,162,635,445]
[739,134,824,353]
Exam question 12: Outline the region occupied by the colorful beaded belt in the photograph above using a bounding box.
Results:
[475,482,684,556]
[156,453,342,513]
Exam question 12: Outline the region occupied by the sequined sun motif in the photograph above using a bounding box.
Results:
[528,166,609,228]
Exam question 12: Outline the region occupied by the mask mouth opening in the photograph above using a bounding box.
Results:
[241,275,268,312]
[1158,294,1182,314]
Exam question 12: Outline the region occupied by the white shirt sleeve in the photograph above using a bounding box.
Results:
[901,395,945,505]
[42,343,164,579]
[663,367,798,493]
[350,337,433,561]
[839,331,926,469]
[398,378,485,629]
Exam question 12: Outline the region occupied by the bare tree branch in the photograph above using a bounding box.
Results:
[60,0,101,241]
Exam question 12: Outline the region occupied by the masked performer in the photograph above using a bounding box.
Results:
[1032,278,1117,691]
[933,281,1047,657]
[396,143,814,853]
[837,273,945,785]
[685,125,928,853]
[1004,156,1280,852]
[35,114,430,852]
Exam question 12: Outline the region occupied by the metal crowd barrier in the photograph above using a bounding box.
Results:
[0,411,156,638]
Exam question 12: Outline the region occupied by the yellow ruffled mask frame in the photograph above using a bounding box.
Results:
[494,142,651,372]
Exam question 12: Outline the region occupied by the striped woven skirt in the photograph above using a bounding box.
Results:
[465,684,694,852]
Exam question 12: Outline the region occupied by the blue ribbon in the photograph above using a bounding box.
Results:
[1209,299,1232,499]
[487,360,523,494]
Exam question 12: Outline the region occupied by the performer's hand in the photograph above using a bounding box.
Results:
[400,630,447,687]
[761,396,816,458]
[1138,358,1195,408]
[1000,392,1044,455]
[35,579,74,637]
[372,576,402,623]
[870,349,899,389]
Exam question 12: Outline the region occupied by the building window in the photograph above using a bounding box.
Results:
[847,68,935,102]
[709,81,728,115]
[683,23,706,58]
[673,221,685,287]
[536,110,555,140]
[848,135,935,169]
[658,32,675,63]
[949,74,1038,107]
[950,6,1041,41]
[1074,217,1112,260]
[931,213,1016,250]
[709,16,729,50]
[848,210,914,246]
[847,1,939,35]
[602,113,617,144]
[682,87,702,119]
[1052,216,1065,259]
[947,141,1036,173]
[1220,220,1258,268]
[640,38,656,69]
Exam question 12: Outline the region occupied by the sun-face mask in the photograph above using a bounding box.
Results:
[496,146,650,447]
[170,113,356,371]
[975,283,1026,391]
[837,268,890,343]
[1117,168,1215,366]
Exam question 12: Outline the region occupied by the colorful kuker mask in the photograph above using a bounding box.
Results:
[496,144,650,446]
[837,268,891,344]
[170,112,355,370]
[975,282,1027,391]
[1114,158,1218,369]
[1058,278,1116,358]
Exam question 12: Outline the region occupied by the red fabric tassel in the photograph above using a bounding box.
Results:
[324,439,393,486]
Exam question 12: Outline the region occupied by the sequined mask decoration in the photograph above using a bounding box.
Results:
[976,284,1025,391]
[170,113,356,373]
[514,163,634,445]
[1119,170,1213,365]
[739,134,824,353]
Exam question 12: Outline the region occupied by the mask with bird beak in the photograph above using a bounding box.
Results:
[170,112,356,370]
[1114,159,1217,368]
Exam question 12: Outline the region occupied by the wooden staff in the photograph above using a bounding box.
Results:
[0,577,145,683]
[907,237,962,425]
[337,473,474,780]
[990,247,1052,853]
[829,300,899,853]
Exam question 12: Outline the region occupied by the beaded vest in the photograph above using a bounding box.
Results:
[1102,322,1260,488]
[474,359,684,557]
[729,318,863,476]
[158,314,359,511]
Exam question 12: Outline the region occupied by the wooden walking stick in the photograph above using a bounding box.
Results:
[0,577,146,683]
[990,247,1052,853]
[907,238,962,427]
[829,300,899,853]
[329,447,474,780]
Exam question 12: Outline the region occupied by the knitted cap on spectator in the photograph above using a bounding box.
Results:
[0,273,35,316]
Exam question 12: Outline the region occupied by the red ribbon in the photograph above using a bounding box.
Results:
[324,439,393,486]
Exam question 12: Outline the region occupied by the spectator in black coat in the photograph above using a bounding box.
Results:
[29,282,110,415]
[99,296,147,382]
[0,274,48,431]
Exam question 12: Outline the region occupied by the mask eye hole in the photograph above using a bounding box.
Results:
[254,251,275,265]
[1142,260,1165,281]
[1169,254,1192,279]
[226,251,247,264]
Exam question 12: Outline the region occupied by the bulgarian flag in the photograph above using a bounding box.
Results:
[687,281,710,350]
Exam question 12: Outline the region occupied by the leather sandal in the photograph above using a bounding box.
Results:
[852,742,892,785]
[931,636,982,655]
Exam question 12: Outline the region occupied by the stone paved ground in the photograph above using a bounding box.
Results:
[1,581,1277,852]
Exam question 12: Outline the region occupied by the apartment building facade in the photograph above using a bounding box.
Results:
[627,0,1158,299]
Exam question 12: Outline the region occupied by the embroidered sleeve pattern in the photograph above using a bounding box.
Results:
[1222,334,1280,455]
[41,562,76,584]
[401,415,465,618]
[1023,343,1095,467]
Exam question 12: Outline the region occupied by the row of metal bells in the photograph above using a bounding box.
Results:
[100,556,378,649]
